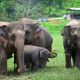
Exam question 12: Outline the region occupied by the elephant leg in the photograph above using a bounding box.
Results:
[31,61,39,71]
[24,56,30,69]
[65,53,72,68]
[75,50,80,69]
[63,39,72,68]
[71,52,76,67]
[39,59,47,68]
[15,50,26,73]
[14,53,18,72]
[0,49,7,75]
[26,63,31,69]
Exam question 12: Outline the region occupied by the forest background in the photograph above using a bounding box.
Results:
[0,0,80,21]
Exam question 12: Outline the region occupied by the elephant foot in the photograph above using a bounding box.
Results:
[66,65,73,68]
[17,66,26,74]
[31,66,39,72]
[0,71,7,75]
[76,64,80,69]
[39,63,46,68]
[31,69,37,72]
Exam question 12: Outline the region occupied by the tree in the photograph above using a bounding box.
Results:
[0,0,16,21]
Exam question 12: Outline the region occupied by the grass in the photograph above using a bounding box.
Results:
[1,19,80,80]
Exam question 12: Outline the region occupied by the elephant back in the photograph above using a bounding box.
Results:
[66,20,80,28]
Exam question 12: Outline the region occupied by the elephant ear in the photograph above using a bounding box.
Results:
[61,25,71,37]
[34,27,43,38]
[33,22,40,29]
[0,25,10,34]
[29,22,40,31]
[0,25,7,31]
[40,51,44,59]
[0,25,8,36]
[40,50,48,61]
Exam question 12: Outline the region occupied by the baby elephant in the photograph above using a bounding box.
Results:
[24,45,57,71]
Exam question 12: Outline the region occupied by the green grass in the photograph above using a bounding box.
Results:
[1,19,80,80]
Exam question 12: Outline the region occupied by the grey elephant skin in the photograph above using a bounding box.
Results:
[0,26,14,74]
[0,22,26,74]
[19,18,53,52]
[61,20,80,69]
[0,25,10,74]
[19,18,53,68]
[22,45,56,71]
[0,40,7,75]
[0,18,53,74]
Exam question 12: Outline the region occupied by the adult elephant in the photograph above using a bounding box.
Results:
[18,18,54,68]
[19,18,53,52]
[0,22,26,74]
[61,19,80,69]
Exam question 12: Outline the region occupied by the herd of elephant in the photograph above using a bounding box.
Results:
[0,18,80,75]
[0,18,57,75]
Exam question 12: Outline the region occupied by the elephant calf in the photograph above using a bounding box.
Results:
[23,45,57,71]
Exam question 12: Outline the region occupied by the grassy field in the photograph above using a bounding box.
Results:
[1,19,80,80]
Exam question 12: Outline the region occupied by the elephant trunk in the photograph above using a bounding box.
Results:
[50,50,58,58]
[15,29,26,73]
[49,53,57,58]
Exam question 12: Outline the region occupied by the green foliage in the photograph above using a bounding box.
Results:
[0,0,80,21]
[0,0,16,21]
[15,2,46,19]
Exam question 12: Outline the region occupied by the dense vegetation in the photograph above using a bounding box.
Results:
[0,0,80,21]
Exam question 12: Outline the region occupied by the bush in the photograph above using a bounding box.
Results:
[15,2,46,19]
[0,0,16,21]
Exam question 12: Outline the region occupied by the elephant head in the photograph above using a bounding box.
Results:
[39,50,56,67]
[61,20,80,39]
[0,22,26,74]
[40,48,57,61]
[39,48,57,68]
[61,21,80,43]
[19,18,41,44]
